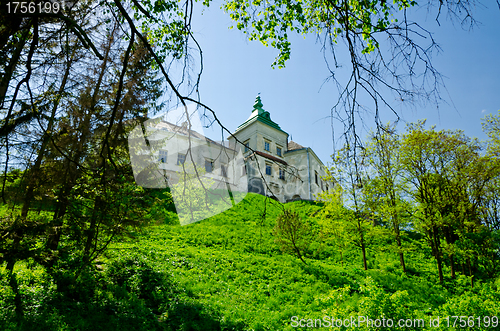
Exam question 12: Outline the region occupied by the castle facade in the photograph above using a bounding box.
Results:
[133,96,333,204]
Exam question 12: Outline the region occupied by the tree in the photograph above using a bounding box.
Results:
[272,209,312,264]
[319,145,380,270]
[0,8,167,317]
[170,164,221,225]
[2,0,499,319]
[364,124,410,272]
[223,0,499,150]
[317,186,353,268]
[399,121,498,284]
[481,110,500,233]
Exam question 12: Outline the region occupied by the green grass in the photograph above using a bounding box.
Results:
[1,193,500,330]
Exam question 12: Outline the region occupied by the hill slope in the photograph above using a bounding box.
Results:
[1,193,499,330]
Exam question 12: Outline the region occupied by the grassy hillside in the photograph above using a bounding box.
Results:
[1,193,500,330]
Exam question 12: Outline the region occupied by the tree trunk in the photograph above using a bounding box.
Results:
[443,228,456,279]
[82,195,104,268]
[53,39,112,271]
[357,216,368,270]
[394,226,406,273]
[467,258,474,288]
[0,28,29,109]
[360,232,368,270]
[432,227,444,284]
[435,252,444,284]
[21,50,74,219]
[449,254,456,278]
[399,251,406,273]
[361,244,368,270]
[6,238,23,319]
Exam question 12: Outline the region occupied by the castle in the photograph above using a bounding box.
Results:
[228,95,333,202]
[131,95,333,204]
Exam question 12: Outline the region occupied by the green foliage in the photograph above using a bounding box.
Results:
[143,189,179,225]
[0,168,24,205]
[0,28,168,317]
[109,0,190,61]
[482,109,500,157]
[272,210,315,263]
[223,0,417,67]
[319,276,421,330]
[316,116,500,283]
[1,156,500,330]
[319,148,383,270]
[170,164,220,225]
[398,120,500,282]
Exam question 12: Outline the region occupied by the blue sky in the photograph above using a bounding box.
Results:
[186,2,500,164]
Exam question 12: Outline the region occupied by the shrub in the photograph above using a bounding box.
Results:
[272,210,313,264]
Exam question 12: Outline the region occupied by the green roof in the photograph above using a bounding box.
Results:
[234,95,288,135]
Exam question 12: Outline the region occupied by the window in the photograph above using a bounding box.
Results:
[276,146,282,157]
[159,150,168,163]
[264,140,270,152]
[265,163,272,176]
[205,159,213,173]
[242,165,247,176]
[244,140,250,153]
[326,184,329,191]
[315,171,318,185]
[177,153,186,165]
[279,168,285,180]
[221,164,228,177]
